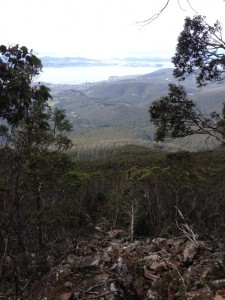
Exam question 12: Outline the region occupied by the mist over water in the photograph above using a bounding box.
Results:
[37,65,167,84]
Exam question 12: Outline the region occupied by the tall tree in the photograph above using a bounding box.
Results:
[172,15,225,86]
[0,44,74,296]
[149,16,225,143]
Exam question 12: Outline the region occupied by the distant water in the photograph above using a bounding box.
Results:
[37,65,166,84]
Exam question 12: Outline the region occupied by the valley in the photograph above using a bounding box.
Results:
[46,68,225,153]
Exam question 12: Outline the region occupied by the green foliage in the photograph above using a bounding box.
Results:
[0,44,50,124]
[150,15,225,144]
[172,16,225,86]
[0,44,76,297]
[150,84,198,142]
[150,83,225,143]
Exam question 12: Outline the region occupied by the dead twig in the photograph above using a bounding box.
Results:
[79,279,121,300]
[167,261,186,288]
[86,291,117,299]
[175,207,199,244]
[137,0,169,25]
[179,223,198,245]
[137,0,197,26]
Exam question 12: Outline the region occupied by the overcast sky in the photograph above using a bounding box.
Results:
[1,0,225,59]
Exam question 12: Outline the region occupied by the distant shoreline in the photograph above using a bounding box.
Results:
[38,60,172,85]
[38,66,166,85]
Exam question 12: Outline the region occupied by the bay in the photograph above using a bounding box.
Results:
[37,65,166,84]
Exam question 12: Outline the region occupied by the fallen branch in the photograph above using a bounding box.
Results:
[80,279,122,300]
[179,223,199,245]
[167,261,186,289]
[175,208,199,244]
[86,290,117,299]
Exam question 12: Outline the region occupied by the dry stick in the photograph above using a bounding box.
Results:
[137,0,169,25]
[178,0,187,11]
[167,261,186,289]
[175,207,198,244]
[86,279,118,293]
[80,278,124,299]
[186,0,198,13]
[137,0,197,26]
[86,291,117,299]
[179,223,198,244]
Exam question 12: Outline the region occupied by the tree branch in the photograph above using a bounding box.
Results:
[137,0,169,25]
[137,0,197,26]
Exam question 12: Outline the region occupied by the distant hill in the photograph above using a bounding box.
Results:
[41,56,171,68]
[46,68,225,151]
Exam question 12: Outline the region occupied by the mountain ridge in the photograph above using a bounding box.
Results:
[41,56,172,68]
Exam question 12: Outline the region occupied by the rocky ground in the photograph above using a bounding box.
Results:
[26,222,225,300]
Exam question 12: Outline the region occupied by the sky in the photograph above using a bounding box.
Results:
[1,0,225,59]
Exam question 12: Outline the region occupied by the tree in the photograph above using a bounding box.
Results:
[149,16,225,144]
[0,43,73,159]
[0,44,75,296]
[0,44,50,125]
[172,15,225,86]
[140,1,225,25]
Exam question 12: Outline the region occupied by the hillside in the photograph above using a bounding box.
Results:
[47,68,225,151]
[28,226,225,300]
[3,145,225,299]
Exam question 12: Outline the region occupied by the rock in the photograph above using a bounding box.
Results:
[166,258,180,269]
[215,289,225,299]
[3,255,12,268]
[106,243,120,254]
[144,254,161,268]
[168,239,185,254]
[144,268,160,281]
[67,253,103,268]
[64,281,73,288]
[152,238,167,248]
[150,261,160,270]
[95,225,102,231]
[211,279,225,289]
[66,254,77,267]
[186,287,213,300]
[147,289,159,299]
[27,233,225,300]
[108,229,126,239]
[59,293,74,300]
[183,242,198,264]
[116,256,132,285]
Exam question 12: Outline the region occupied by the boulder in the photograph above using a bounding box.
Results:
[215,289,225,299]
[183,242,199,264]
[186,287,213,300]
[147,289,159,299]
[59,293,74,300]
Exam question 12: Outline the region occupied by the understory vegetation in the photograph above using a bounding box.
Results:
[1,143,225,297]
